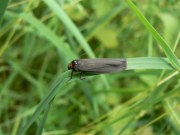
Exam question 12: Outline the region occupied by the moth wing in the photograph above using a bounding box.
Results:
[77,59,126,74]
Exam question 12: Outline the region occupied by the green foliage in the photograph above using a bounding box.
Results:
[126,0,180,71]
[0,0,179,135]
[0,0,10,26]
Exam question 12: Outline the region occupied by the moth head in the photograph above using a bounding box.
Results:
[68,60,78,70]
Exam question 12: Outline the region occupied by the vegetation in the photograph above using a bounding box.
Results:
[0,0,179,134]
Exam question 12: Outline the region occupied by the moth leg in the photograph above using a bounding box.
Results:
[80,72,85,80]
[70,70,74,79]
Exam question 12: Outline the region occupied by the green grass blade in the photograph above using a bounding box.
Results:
[18,71,77,135]
[20,13,76,62]
[127,57,179,70]
[163,98,180,133]
[85,3,127,40]
[0,0,10,26]
[43,0,95,58]
[126,0,180,71]
[36,100,52,135]
[8,60,41,88]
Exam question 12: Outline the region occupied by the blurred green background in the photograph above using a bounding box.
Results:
[0,0,180,135]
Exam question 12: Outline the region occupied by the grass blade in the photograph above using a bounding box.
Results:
[20,13,76,62]
[126,57,179,70]
[36,100,52,135]
[43,0,95,58]
[126,0,180,71]
[18,71,77,135]
[85,3,126,40]
[0,0,10,26]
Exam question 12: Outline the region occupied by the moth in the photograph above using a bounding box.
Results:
[68,58,126,79]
